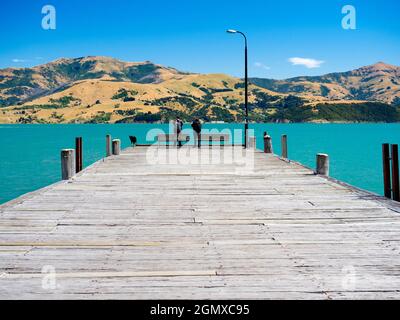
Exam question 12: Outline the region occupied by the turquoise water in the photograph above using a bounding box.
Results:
[0,124,399,204]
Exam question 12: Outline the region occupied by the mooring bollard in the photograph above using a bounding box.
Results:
[75,137,83,173]
[316,153,329,176]
[112,139,121,155]
[61,149,76,180]
[391,144,400,202]
[264,134,273,154]
[281,135,288,159]
[106,134,112,157]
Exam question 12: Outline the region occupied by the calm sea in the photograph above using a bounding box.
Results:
[0,123,399,204]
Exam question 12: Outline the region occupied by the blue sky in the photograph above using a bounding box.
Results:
[0,0,399,79]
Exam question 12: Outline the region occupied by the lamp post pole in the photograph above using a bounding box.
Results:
[227,29,249,148]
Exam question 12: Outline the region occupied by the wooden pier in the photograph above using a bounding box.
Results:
[1,145,400,299]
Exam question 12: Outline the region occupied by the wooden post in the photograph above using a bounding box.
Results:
[264,134,273,154]
[391,144,400,202]
[281,135,288,159]
[382,143,392,199]
[112,139,121,155]
[220,136,225,149]
[106,135,112,157]
[316,153,329,176]
[75,137,80,173]
[75,137,83,173]
[61,149,75,180]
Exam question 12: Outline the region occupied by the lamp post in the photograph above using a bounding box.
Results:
[227,29,248,148]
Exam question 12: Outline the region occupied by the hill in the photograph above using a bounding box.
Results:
[0,57,399,124]
[0,56,186,107]
[250,62,400,105]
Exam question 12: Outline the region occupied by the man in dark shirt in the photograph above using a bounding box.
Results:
[191,118,202,148]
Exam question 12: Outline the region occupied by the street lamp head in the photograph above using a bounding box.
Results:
[226,29,237,34]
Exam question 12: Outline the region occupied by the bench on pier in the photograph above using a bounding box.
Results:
[157,133,231,147]
[157,134,190,147]
[198,133,231,146]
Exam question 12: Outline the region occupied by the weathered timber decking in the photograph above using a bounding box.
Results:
[1,146,400,299]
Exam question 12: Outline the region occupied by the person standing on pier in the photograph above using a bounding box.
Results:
[175,117,184,148]
[191,118,202,148]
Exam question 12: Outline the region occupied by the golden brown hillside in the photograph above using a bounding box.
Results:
[0,73,282,123]
[0,56,185,107]
[0,57,399,123]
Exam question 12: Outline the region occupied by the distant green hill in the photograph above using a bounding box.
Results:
[250,62,400,105]
[265,102,400,123]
